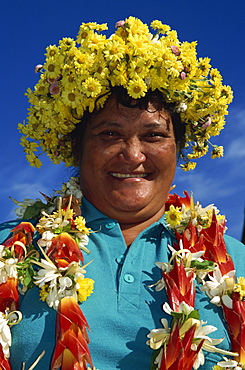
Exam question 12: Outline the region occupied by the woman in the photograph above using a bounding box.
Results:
[0,17,244,370]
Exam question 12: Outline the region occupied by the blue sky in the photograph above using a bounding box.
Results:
[1,0,245,240]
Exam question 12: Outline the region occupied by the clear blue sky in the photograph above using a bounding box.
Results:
[1,0,245,240]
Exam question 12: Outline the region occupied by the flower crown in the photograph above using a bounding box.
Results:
[18,16,233,170]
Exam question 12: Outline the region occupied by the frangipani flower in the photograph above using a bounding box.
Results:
[147,318,170,349]
[200,266,235,306]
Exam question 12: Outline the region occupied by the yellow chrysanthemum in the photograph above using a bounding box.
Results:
[39,284,50,301]
[127,78,147,99]
[211,145,224,159]
[76,277,94,302]
[61,89,81,108]
[74,216,90,234]
[81,77,102,98]
[180,161,197,171]
[21,17,233,169]
[103,39,126,62]
[25,153,42,168]
[150,20,171,34]
[234,277,245,300]
[43,57,62,79]
[165,204,183,228]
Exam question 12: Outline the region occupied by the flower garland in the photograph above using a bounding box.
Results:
[0,178,245,370]
[147,192,245,370]
[18,17,233,170]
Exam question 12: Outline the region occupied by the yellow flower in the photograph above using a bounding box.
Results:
[76,277,94,302]
[45,45,59,58]
[61,89,81,108]
[180,161,197,171]
[82,77,102,98]
[150,20,170,34]
[103,39,126,62]
[74,216,90,234]
[39,284,50,301]
[234,277,245,300]
[25,153,42,168]
[127,78,147,99]
[165,204,183,228]
[211,145,224,159]
[43,57,61,79]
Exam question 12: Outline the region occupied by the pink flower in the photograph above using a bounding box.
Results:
[180,71,186,80]
[171,45,180,56]
[115,20,125,28]
[49,82,60,95]
[34,64,43,73]
[202,116,212,128]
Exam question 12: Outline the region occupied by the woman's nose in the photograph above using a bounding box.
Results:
[117,138,146,164]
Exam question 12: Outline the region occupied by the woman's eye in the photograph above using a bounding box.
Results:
[147,132,166,139]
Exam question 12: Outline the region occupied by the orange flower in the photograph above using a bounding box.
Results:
[0,278,19,311]
[201,213,234,275]
[47,232,84,268]
[222,293,245,366]
[51,296,92,370]
[163,260,195,311]
[159,322,204,370]
[165,191,190,212]
[2,222,35,260]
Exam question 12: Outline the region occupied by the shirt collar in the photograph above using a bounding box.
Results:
[81,197,174,235]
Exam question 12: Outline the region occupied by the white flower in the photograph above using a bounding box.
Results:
[217,357,240,368]
[200,266,235,306]
[58,276,73,294]
[34,259,61,287]
[175,101,188,113]
[4,258,18,278]
[0,256,18,284]
[147,318,170,350]
[37,230,55,249]
[0,313,12,357]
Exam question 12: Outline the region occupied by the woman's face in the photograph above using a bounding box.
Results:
[79,97,177,224]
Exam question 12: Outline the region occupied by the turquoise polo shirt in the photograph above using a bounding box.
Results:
[0,198,244,369]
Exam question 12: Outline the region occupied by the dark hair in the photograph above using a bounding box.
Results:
[69,87,186,164]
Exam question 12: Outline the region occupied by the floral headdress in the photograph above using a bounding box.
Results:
[18,16,233,170]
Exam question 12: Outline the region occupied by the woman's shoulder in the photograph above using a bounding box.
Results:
[224,233,245,275]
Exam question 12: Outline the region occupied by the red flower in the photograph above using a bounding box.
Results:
[159,322,204,370]
[46,232,84,268]
[163,260,195,311]
[165,191,190,212]
[2,222,35,260]
[0,278,19,312]
[51,296,92,370]
[222,292,245,366]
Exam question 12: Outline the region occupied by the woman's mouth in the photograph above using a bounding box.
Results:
[109,172,149,179]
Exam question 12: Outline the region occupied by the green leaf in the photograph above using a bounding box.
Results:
[23,201,47,219]
[188,309,200,320]
[150,349,161,370]
[191,259,215,270]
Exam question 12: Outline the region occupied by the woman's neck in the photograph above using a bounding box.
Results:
[120,207,165,247]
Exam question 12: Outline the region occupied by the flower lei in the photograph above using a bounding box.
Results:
[18,17,233,170]
[0,177,245,370]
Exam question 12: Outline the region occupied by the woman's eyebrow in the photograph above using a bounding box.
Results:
[91,121,123,130]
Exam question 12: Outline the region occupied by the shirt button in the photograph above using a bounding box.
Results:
[116,255,125,264]
[124,274,134,283]
[105,222,116,229]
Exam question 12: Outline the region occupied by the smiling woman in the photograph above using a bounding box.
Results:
[0,16,244,370]
[71,88,183,237]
